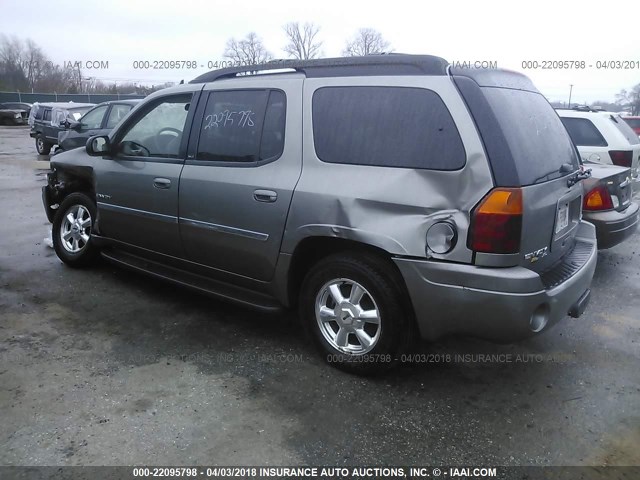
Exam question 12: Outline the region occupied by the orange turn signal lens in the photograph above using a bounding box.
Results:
[476,188,523,215]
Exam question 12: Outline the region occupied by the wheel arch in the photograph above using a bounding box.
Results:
[285,236,413,313]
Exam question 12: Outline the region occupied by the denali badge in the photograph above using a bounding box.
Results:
[96,193,111,200]
[524,247,548,263]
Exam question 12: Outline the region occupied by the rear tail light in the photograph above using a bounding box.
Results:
[583,184,614,211]
[609,150,633,167]
[468,188,523,254]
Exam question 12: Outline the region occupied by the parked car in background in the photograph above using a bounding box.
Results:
[0,102,29,125]
[557,107,640,182]
[1,102,32,117]
[55,100,141,153]
[29,102,95,154]
[622,116,640,137]
[42,55,597,373]
[581,163,638,249]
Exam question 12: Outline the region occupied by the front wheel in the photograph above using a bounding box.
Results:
[36,135,52,155]
[52,192,100,268]
[299,252,414,374]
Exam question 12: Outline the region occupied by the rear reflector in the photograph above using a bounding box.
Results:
[468,188,523,254]
[583,184,614,211]
[609,150,633,167]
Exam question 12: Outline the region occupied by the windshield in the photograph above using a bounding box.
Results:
[624,118,640,129]
[482,88,580,185]
[68,107,92,121]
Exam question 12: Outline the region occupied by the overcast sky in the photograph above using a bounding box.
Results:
[1,0,638,103]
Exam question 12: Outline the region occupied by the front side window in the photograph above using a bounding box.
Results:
[80,105,109,129]
[312,86,465,170]
[560,117,608,147]
[106,104,133,129]
[118,94,191,158]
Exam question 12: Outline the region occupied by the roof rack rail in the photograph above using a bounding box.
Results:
[190,54,449,84]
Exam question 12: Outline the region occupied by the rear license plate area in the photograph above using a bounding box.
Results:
[555,203,569,234]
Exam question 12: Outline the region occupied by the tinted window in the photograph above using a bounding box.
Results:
[560,117,608,147]
[106,104,133,129]
[196,90,272,162]
[610,115,640,145]
[35,107,44,120]
[482,89,580,185]
[119,94,191,158]
[312,86,465,170]
[43,109,51,121]
[80,105,109,129]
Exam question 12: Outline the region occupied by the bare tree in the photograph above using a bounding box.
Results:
[283,22,322,60]
[223,32,273,65]
[615,85,640,115]
[343,28,391,56]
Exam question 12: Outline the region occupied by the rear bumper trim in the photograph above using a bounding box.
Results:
[394,221,597,343]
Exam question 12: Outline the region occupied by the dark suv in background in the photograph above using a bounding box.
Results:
[56,99,142,153]
[29,102,95,154]
[42,55,597,373]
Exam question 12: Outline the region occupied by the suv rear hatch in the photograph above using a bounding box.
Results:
[451,68,586,274]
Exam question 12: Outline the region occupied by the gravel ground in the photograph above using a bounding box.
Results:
[0,125,639,467]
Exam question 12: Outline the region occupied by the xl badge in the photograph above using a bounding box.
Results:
[524,247,548,263]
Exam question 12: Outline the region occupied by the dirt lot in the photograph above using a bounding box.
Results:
[0,125,639,467]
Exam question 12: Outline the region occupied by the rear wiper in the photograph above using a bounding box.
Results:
[532,163,575,184]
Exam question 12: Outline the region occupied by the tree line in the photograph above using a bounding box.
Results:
[1,25,639,115]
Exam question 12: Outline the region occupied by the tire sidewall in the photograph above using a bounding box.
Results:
[52,193,99,267]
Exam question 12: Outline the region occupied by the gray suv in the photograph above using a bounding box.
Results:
[41,55,598,373]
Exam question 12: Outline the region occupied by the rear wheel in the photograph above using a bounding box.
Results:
[52,193,100,268]
[299,252,414,374]
[36,135,52,155]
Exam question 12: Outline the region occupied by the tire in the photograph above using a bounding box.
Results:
[299,252,415,374]
[52,192,100,268]
[36,135,52,155]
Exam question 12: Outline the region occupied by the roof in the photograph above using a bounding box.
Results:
[190,54,449,84]
[34,102,95,109]
[95,99,143,107]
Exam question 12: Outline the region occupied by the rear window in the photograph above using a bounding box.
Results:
[560,117,608,147]
[481,89,580,185]
[610,115,640,145]
[312,86,465,170]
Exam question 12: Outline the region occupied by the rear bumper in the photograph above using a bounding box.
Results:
[394,221,598,343]
[584,202,639,249]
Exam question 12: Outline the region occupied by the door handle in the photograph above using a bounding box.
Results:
[153,177,171,189]
[253,189,277,203]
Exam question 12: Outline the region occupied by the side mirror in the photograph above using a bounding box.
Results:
[86,135,110,156]
[69,121,81,130]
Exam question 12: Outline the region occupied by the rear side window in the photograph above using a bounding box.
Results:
[196,89,286,163]
[312,86,465,170]
[560,117,608,147]
[43,109,51,121]
[35,108,44,120]
[610,115,640,145]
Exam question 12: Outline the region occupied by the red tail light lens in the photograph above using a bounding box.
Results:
[609,150,632,167]
[468,188,523,254]
[583,184,614,211]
